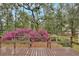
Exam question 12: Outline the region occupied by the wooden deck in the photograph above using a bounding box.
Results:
[0,47,79,56]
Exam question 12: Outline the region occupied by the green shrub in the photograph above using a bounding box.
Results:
[56,36,71,47]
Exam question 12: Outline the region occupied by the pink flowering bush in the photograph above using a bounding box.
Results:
[2,28,49,42]
[15,28,31,35]
[15,28,33,40]
[38,29,49,41]
[2,31,17,40]
[2,28,32,41]
[28,30,41,41]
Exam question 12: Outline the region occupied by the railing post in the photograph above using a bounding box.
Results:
[29,39,32,48]
[14,42,16,55]
[0,36,1,55]
[47,37,51,48]
[12,39,16,56]
[70,36,73,48]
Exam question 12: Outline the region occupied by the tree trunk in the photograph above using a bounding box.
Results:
[6,8,9,31]
[31,10,36,30]
[14,9,17,30]
[0,19,3,33]
[70,20,75,48]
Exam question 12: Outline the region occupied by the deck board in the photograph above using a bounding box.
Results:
[0,48,79,56]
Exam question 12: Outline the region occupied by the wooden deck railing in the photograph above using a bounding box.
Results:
[72,41,79,45]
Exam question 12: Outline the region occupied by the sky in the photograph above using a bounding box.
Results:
[12,3,59,19]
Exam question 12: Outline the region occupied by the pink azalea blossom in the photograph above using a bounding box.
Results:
[2,31,17,40]
[2,28,49,41]
[38,29,49,41]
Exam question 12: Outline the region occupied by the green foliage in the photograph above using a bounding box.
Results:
[55,36,71,47]
[72,44,79,52]
[0,3,79,40]
[0,31,3,35]
[0,3,79,51]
